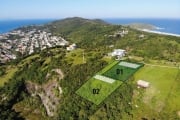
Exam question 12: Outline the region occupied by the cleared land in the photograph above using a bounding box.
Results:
[132,65,179,118]
[134,65,179,101]
[103,62,143,81]
[76,77,122,105]
[76,61,143,105]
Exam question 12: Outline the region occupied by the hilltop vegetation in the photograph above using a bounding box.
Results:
[0,17,180,119]
[45,17,180,62]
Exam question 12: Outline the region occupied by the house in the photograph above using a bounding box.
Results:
[66,43,77,51]
[137,80,150,88]
[108,49,126,60]
[111,49,126,57]
[109,49,126,60]
[139,34,145,39]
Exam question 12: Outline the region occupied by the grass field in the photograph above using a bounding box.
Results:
[103,61,143,81]
[76,61,121,105]
[76,61,143,105]
[76,77,122,105]
[131,64,180,118]
[134,65,179,101]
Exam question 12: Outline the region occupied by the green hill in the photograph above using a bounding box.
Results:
[0,17,180,120]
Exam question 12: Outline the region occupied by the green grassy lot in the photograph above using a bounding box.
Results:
[76,78,122,105]
[76,61,143,105]
[103,61,143,81]
[164,71,180,117]
[134,65,179,101]
[131,65,179,118]
[76,61,121,105]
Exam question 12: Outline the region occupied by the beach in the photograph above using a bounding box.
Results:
[141,29,180,37]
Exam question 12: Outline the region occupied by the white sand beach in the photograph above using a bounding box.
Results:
[141,29,180,37]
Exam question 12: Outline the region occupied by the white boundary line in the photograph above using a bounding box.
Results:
[119,61,140,69]
[94,75,115,83]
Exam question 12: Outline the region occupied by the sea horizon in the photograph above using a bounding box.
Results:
[104,18,180,35]
[0,18,180,36]
[0,19,55,34]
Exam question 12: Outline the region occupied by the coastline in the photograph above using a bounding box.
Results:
[140,29,180,37]
[104,18,180,37]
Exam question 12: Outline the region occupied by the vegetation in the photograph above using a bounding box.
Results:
[132,65,180,119]
[0,17,180,119]
[0,66,18,86]
[103,61,143,81]
[76,77,122,105]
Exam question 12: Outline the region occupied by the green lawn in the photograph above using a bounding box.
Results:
[103,61,143,81]
[76,61,144,105]
[132,65,179,118]
[76,78,122,105]
[76,61,121,105]
[134,65,179,100]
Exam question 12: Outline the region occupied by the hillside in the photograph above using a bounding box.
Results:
[0,17,180,120]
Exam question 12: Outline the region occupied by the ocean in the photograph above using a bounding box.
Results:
[0,19,55,34]
[0,18,180,35]
[104,18,180,35]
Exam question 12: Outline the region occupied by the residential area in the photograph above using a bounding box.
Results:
[0,29,69,63]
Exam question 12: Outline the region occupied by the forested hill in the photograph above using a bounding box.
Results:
[45,17,114,47]
[0,17,180,119]
[51,17,109,26]
[45,17,180,62]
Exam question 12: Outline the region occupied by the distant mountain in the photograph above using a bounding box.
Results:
[46,17,110,36]
[45,17,119,45]
[47,17,109,33]
[51,17,109,26]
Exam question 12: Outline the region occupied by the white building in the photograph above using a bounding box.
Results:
[137,80,150,88]
[109,49,126,60]
[139,34,145,39]
[66,43,77,51]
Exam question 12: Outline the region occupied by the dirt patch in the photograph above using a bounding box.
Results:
[177,111,180,117]
[142,86,164,112]
[143,86,156,104]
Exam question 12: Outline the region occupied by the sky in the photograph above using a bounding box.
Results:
[0,0,180,19]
